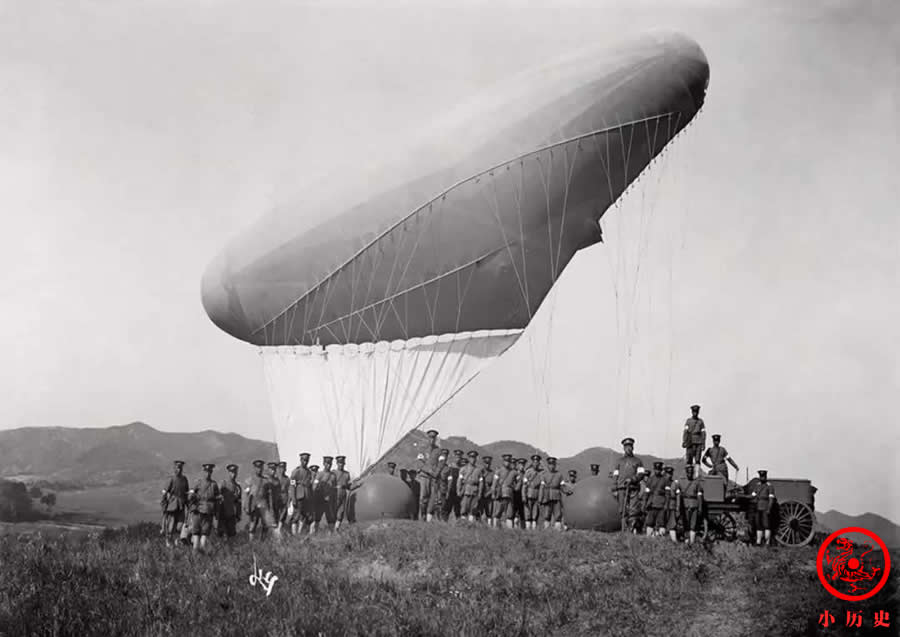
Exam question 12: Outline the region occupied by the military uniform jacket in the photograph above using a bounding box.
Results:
[523,467,541,499]
[192,478,220,514]
[613,456,645,490]
[447,466,460,496]
[433,465,451,496]
[315,470,336,501]
[703,446,729,472]
[163,474,189,512]
[456,464,472,494]
[268,476,284,510]
[219,477,242,518]
[482,468,495,496]
[498,467,517,498]
[335,469,351,494]
[245,475,272,512]
[665,478,679,510]
[683,417,706,446]
[752,482,776,511]
[681,478,703,508]
[644,475,668,508]
[290,466,312,502]
[540,470,564,502]
[462,465,484,497]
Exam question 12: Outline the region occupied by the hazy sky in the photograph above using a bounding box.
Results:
[2,0,897,520]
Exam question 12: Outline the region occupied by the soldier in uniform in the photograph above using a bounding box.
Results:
[590,464,600,477]
[459,450,484,522]
[568,469,578,485]
[407,469,420,519]
[682,404,706,472]
[427,453,451,522]
[523,454,542,530]
[680,464,704,544]
[245,459,275,541]
[312,456,337,533]
[611,438,646,533]
[334,456,352,531]
[492,454,515,529]
[386,461,397,476]
[702,434,739,482]
[442,450,464,521]
[415,452,435,520]
[188,462,220,552]
[479,456,495,525]
[265,462,284,536]
[275,461,291,533]
[161,459,189,547]
[641,462,668,537]
[663,465,679,542]
[512,457,527,528]
[289,452,313,535]
[217,463,242,539]
[539,457,571,531]
[751,469,776,546]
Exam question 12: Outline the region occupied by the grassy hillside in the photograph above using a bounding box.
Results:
[1,521,896,637]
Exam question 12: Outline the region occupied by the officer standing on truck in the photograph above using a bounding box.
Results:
[682,404,706,472]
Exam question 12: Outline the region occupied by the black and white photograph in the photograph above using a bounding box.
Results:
[0,1,897,635]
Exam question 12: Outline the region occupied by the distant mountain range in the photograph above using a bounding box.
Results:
[1,423,897,546]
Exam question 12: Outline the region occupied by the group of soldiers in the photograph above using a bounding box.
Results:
[611,404,776,546]
[390,428,581,530]
[159,404,777,549]
[160,453,359,549]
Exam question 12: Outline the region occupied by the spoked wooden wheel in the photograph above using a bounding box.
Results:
[707,512,738,542]
[775,500,815,547]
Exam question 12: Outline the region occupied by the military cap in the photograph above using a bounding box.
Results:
[335,455,346,463]
[547,456,558,463]
[663,465,674,474]
[467,450,479,458]
[173,459,185,466]
[252,459,265,468]
[426,429,439,438]
[758,469,768,477]
[685,464,695,472]
[267,462,278,469]
[322,456,333,463]
[202,462,215,470]
[309,464,319,472]
[568,469,577,476]
[460,458,469,465]
[482,456,492,463]
[386,462,396,469]
[226,463,238,472]
[453,449,464,456]
[501,453,513,460]
[277,461,287,468]
[590,463,600,471]
[530,454,542,461]
[712,434,721,441]
[516,457,526,464]
[440,448,449,456]
[299,452,310,459]
[691,404,701,410]
[653,461,663,470]
[621,437,635,446]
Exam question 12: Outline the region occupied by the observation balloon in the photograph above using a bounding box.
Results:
[201,31,710,477]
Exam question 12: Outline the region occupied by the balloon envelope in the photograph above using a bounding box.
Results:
[348,474,417,523]
[564,475,621,531]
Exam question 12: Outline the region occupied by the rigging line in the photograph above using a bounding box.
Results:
[487,172,530,308]
[553,141,582,279]
[252,114,676,338]
[513,160,532,313]
[308,245,509,334]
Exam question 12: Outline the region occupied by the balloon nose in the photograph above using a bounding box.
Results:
[200,251,253,342]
